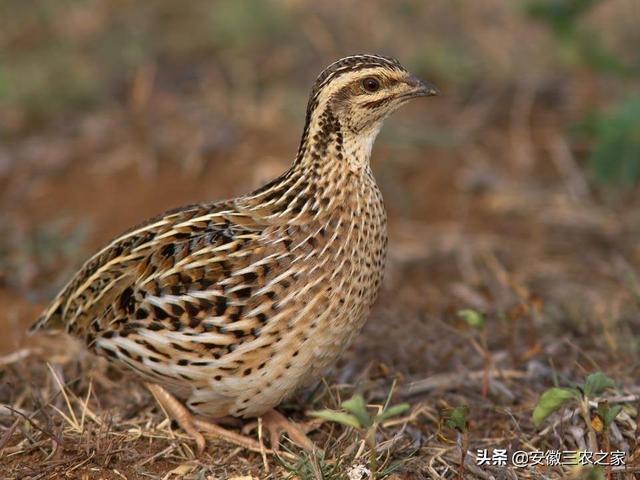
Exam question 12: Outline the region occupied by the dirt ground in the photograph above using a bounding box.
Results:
[1,1,640,479]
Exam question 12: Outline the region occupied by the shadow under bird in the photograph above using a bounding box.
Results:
[30,54,438,453]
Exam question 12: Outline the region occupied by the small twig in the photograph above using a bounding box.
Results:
[258,417,269,474]
[79,379,93,431]
[136,445,175,467]
[579,396,599,453]
[0,348,33,367]
[591,394,640,405]
[3,406,63,448]
[463,453,497,480]
[46,363,79,431]
[0,419,20,453]
[0,405,29,418]
[530,408,578,445]
[401,369,530,398]
[65,450,95,474]
[457,431,468,480]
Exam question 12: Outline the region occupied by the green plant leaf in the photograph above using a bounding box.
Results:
[605,405,622,428]
[457,309,485,330]
[445,405,469,432]
[375,403,410,423]
[308,409,362,429]
[584,372,615,398]
[597,402,622,429]
[532,388,578,426]
[341,394,372,428]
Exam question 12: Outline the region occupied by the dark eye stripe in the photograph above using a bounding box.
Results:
[362,96,393,109]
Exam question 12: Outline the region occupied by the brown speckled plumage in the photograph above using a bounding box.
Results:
[31,55,437,422]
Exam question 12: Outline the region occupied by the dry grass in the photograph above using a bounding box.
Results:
[1,175,639,478]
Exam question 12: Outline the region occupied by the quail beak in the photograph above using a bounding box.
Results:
[405,75,440,98]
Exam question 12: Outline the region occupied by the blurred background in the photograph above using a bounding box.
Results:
[1,0,639,387]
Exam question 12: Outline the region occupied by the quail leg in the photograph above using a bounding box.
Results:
[246,409,316,451]
[146,383,264,454]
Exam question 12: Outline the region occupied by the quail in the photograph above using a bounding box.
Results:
[31,54,438,452]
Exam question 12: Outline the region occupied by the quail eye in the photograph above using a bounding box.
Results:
[362,77,380,93]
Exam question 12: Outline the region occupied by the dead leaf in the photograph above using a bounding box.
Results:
[163,463,197,479]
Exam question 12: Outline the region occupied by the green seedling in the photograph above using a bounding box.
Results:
[457,309,492,397]
[310,392,410,478]
[441,405,470,480]
[445,405,470,433]
[595,401,622,480]
[458,309,485,330]
[533,372,618,426]
[533,372,622,457]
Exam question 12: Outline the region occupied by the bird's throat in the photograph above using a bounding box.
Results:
[296,106,379,174]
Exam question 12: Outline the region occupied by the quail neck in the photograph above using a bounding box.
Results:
[241,54,438,220]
